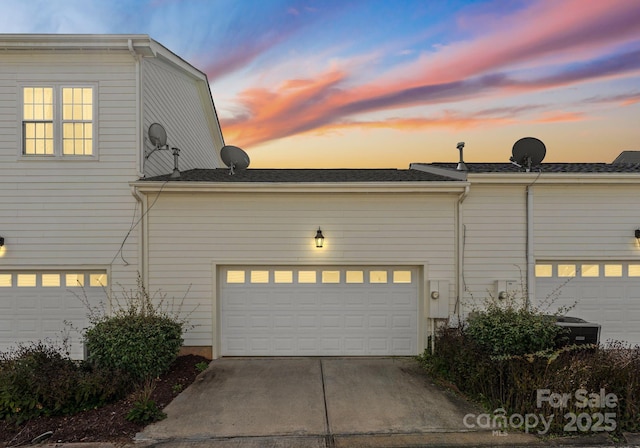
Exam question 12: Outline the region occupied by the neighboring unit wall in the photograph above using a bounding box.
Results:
[459,184,528,309]
[459,180,640,314]
[142,190,459,354]
[0,51,142,297]
[141,57,223,177]
[533,184,640,257]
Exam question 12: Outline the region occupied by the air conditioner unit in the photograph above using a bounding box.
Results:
[550,316,601,346]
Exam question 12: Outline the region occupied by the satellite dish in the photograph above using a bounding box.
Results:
[510,137,546,171]
[148,123,167,148]
[221,145,250,175]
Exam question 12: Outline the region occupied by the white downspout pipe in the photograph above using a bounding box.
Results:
[456,184,470,318]
[128,39,144,179]
[131,186,149,288]
[526,185,535,308]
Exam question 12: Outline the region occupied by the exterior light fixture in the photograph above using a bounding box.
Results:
[315,228,325,248]
[636,229,640,240]
[0,237,4,247]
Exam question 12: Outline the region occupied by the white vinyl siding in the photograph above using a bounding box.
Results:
[145,191,458,353]
[141,58,223,177]
[0,51,140,291]
[533,185,640,256]
[459,185,528,304]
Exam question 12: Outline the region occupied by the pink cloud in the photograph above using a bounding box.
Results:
[220,0,640,148]
[534,112,587,123]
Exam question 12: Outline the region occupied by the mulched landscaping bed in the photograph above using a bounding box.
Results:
[0,354,209,446]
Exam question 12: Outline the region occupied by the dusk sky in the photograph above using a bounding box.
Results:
[3,0,640,168]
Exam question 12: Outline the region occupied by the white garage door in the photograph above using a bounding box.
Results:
[220,266,418,356]
[535,262,640,345]
[0,271,108,359]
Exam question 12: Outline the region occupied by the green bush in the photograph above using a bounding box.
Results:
[85,314,182,382]
[0,341,129,424]
[125,380,166,424]
[465,300,567,356]
[84,277,186,383]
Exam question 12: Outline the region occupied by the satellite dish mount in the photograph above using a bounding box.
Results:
[220,145,250,175]
[510,137,546,172]
[145,123,181,179]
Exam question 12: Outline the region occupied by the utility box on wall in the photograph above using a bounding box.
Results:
[428,280,450,319]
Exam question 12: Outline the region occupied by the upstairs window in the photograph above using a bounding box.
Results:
[62,87,93,155]
[22,85,94,157]
[23,87,54,155]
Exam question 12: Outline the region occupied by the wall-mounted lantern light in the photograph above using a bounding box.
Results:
[635,229,640,240]
[315,227,325,248]
[0,237,4,247]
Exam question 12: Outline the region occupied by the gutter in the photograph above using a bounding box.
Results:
[130,181,469,195]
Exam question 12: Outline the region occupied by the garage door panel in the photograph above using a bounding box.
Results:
[536,262,640,346]
[0,271,107,359]
[221,266,418,356]
[345,338,365,351]
[345,315,365,329]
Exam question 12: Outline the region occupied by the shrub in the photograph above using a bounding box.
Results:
[0,341,129,424]
[420,325,640,434]
[85,314,182,382]
[125,380,166,424]
[464,292,568,356]
[84,277,186,383]
[466,305,566,356]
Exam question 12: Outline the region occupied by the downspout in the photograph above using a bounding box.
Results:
[128,39,144,178]
[526,185,535,308]
[131,186,149,288]
[456,184,470,318]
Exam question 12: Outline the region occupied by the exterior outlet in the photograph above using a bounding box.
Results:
[428,280,450,319]
[495,280,518,300]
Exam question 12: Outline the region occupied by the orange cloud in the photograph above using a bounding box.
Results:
[534,112,587,123]
[219,0,640,149]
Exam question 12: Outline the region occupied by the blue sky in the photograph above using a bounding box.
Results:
[3,0,640,168]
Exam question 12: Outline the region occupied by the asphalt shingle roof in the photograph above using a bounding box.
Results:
[426,162,640,173]
[142,168,460,182]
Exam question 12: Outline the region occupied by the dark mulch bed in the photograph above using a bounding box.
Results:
[0,355,209,446]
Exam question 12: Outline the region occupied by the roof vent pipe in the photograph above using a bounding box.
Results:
[456,142,468,171]
[170,147,181,179]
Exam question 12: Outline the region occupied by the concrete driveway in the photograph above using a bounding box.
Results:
[138,358,540,447]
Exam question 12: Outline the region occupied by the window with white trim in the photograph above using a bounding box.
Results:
[22,85,95,157]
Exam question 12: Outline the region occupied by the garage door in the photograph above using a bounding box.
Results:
[0,271,108,358]
[220,266,418,356]
[535,262,640,345]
